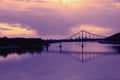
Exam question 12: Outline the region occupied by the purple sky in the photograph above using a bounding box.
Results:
[0,0,120,39]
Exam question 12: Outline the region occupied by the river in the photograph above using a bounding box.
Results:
[0,42,120,80]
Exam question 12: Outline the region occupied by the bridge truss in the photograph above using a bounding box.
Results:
[66,30,106,40]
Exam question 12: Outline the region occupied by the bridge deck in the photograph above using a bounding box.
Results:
[47,39,104,43]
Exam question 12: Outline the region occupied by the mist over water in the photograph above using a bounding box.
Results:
[0,42,120,80]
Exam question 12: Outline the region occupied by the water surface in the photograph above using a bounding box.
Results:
[0,42,120,80]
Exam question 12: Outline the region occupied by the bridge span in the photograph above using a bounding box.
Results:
[47,39,104,43]
[46,30,107,43]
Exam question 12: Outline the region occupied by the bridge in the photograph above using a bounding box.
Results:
[44,30,118,63]
[47,30,106,43]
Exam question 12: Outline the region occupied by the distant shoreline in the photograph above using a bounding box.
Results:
[104,33,120,44]
[0,37,49,48]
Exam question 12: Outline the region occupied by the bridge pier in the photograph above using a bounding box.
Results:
[59,42,62,53]
[82,42,84,48]
[59,42,62,48]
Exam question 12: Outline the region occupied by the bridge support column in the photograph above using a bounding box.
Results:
[59,42,62,53]
[82,41,84,48]
[81,30,84,48]
[59,42,62,47]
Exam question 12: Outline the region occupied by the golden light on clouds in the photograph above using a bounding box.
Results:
[48,0,85,7]
[0,0,119,15]
[70,25,112,35]
[0,0,42,11]
[0,0,91,13]
[50,0,80,4]
[0,23,39,37]
[43,0,120,11]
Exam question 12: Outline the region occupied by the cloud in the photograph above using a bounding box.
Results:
[0,0,46,11]
[0,0,119,12]
[111,0,120,8]
[70,24,112,36]
[0,23,40,38]
[0,0,120,39]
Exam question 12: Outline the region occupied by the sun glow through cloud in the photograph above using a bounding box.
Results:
[70,25,112,36]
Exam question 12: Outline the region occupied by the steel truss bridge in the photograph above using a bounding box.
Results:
[47,30,106,43]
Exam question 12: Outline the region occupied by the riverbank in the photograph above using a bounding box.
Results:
[104,33,120,44]
[0,37,49,48]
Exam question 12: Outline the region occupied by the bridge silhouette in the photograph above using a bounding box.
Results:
[47,30,106,43]
[44,30,120,63]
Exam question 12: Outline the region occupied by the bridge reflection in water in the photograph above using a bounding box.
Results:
[0,43,120,63]
[45,43,120,63]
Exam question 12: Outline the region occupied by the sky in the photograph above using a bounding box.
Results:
[0,0,120,39]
